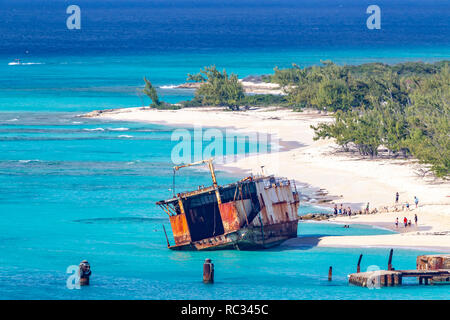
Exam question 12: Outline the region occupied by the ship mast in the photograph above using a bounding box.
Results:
[173,158,222,205]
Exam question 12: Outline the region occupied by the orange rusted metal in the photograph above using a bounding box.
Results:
[177,198,186,215]
[169,213,191,245]
[218,202,241,233]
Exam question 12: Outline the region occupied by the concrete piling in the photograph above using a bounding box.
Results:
[386,273,393,286]
[349,268,448,287]
[203,258,214,284]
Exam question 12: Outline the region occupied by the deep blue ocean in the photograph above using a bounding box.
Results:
[0,0,449,299]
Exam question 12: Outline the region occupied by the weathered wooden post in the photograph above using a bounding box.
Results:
[203,258,214,284]
[357,254,363,273]
[328,266,333,281]
[79,260,91,286]
[388,249,394,271]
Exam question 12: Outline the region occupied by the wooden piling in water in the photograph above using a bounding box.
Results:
[388,249,394,271]
[328,266,332,281]
[203,258,214,284]
[79,260,91,286]
[357,254,363,273]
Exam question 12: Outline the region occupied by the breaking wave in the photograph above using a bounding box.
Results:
[8,62,44,66]
[17,159,42,164]
[83,127,105,132]
[159,85,178,89]
[108,127,129,131]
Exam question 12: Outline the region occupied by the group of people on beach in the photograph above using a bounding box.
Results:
[395,192,419,211]
[395,214,418,229]
[331,193,421,231]
[333,204,352,216]
[394,192,420,229]
[333,203,373,216]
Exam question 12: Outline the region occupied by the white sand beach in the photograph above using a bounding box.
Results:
[84,106,450,251]
[174,80,285,95]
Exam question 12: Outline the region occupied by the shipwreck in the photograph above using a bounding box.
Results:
[156,159,300,250]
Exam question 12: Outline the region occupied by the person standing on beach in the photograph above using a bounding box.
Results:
[406,202,410,211]
[414,196,419,208]
[395,192,399,204]
[415,214,418,225]
[348,207,352,216]
[334,204,338,216]
[395,217,399,228]
[338,204,343,215]
[365,202,370,214]
[403,217,408,228]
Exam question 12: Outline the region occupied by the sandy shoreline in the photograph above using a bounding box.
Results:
[172,80,285,95]
[83,106,450,251]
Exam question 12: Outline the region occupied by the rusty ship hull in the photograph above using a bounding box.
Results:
[157,161,300,251]
[169,220,299,251]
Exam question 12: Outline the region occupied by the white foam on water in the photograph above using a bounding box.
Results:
[8,62,44,66]
[159,85,178,89]
[18,159,41,164]
[118,135,133,138]
[108,127,129,131]
[83,128,105,131]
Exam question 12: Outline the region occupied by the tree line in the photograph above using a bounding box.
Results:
[286,61,449,178]
[142,61,449,177]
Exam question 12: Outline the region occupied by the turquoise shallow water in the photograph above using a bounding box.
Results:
[1,44,450,299]
[0,111,448,300]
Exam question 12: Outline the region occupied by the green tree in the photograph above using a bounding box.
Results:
[405,66,450,177]
[188,66,245,110]
[143,77,161,108]
[310,61,449,177]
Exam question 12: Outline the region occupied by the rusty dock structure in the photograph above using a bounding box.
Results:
[348,252,450,287]
[156,159,300,251]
